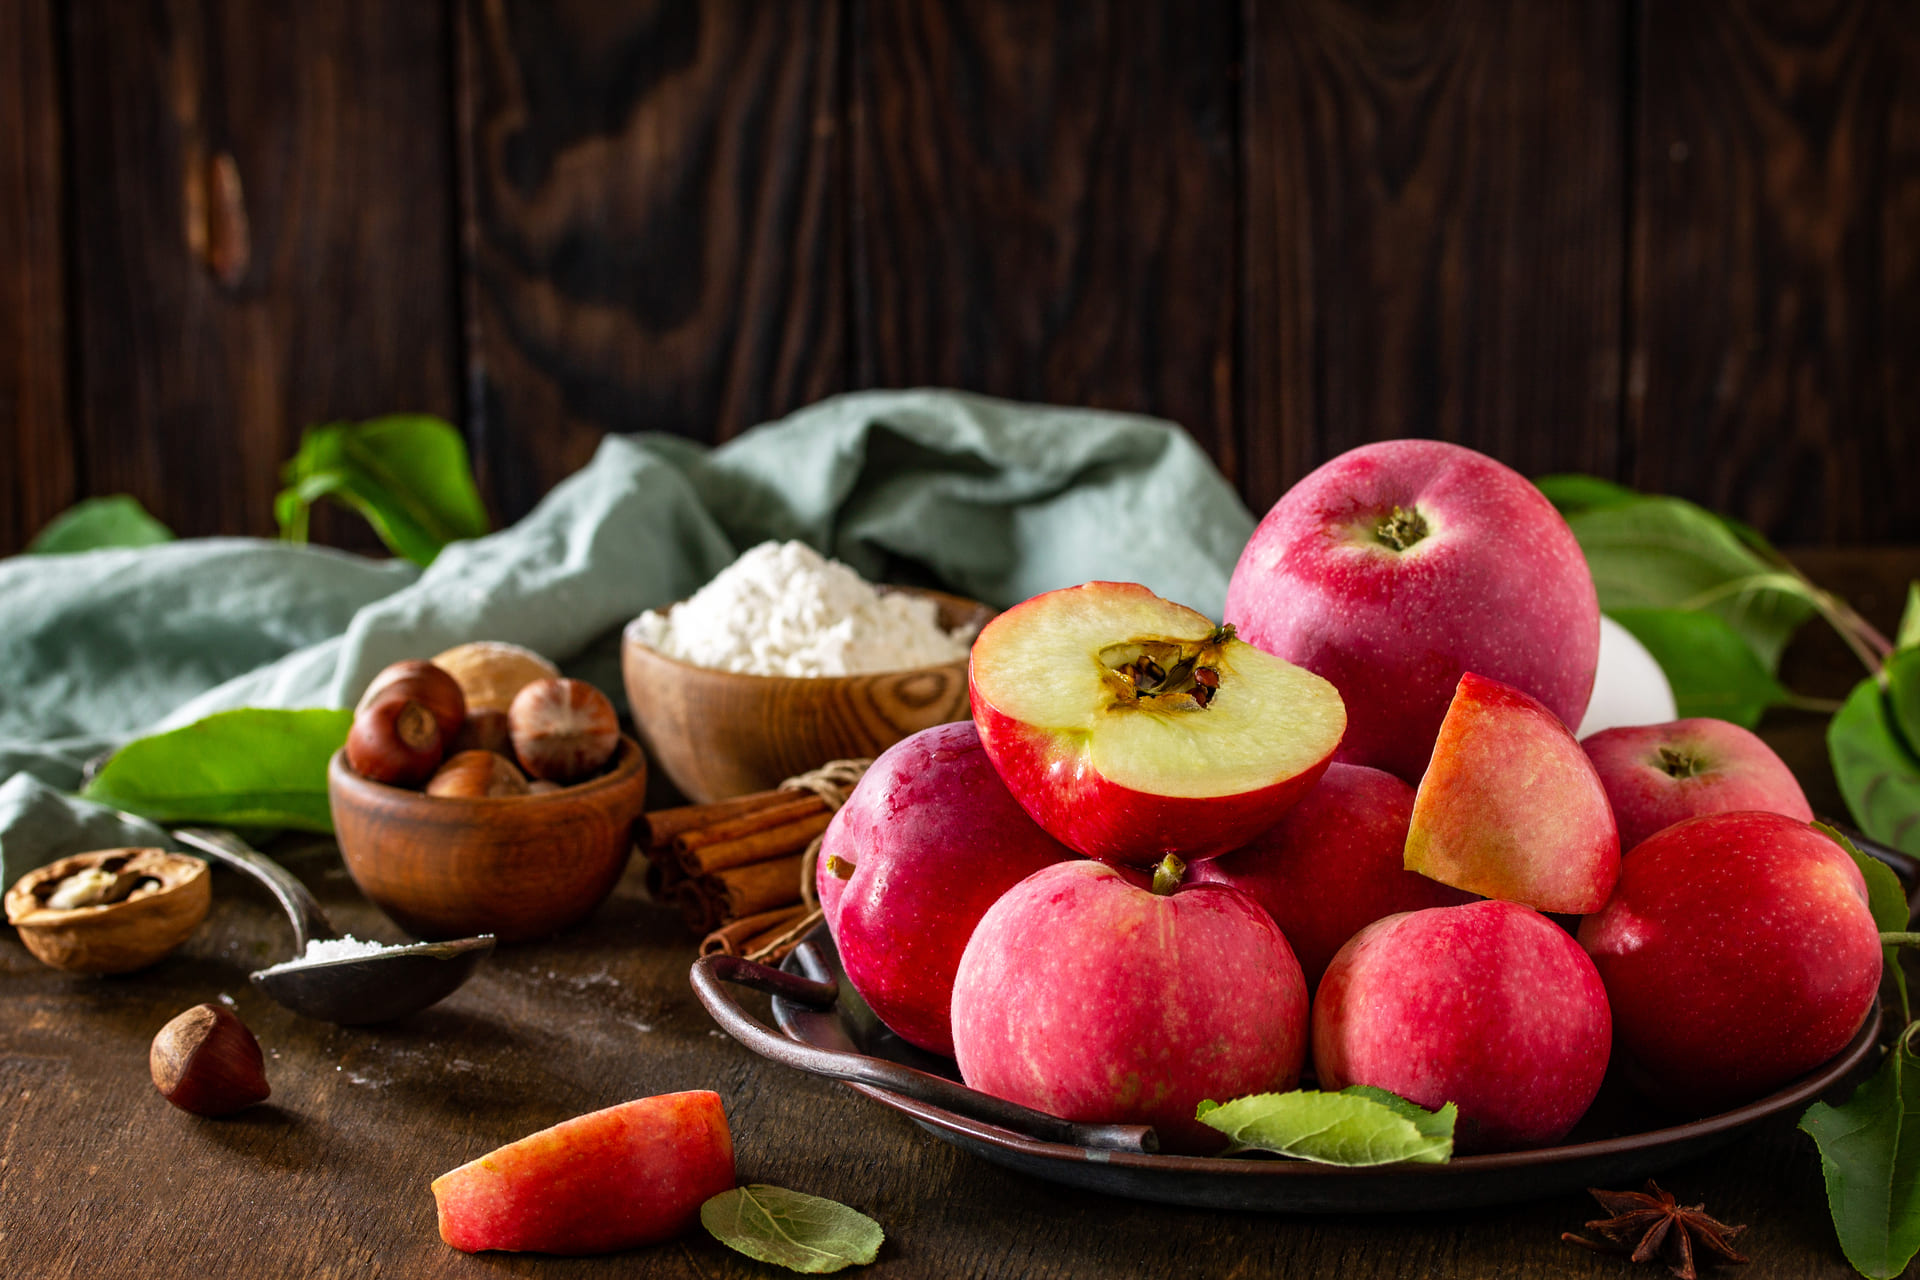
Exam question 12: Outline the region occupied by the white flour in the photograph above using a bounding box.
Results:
[631,541,975,676]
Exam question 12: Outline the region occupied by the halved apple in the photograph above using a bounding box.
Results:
[1405,672,1620,913]
[968,581,1346,864]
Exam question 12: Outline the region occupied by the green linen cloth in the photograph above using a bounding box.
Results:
[0,390,1256,889]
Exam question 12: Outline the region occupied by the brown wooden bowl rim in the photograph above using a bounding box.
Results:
[327,734,647,811]
[620,584,992,687]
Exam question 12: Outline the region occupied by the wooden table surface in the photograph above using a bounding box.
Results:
[4,548,1917,1280]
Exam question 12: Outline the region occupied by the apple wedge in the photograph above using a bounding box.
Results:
[1405,673,1619,913]
[969,581,1346,864]
[432,1090,734,1254]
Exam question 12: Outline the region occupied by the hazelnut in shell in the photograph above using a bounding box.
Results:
[348,695,445,787]
[448,707,513,757]
[151,1003,271,1117]
[432,641,560,713]
[509,678,620,783]
[428,749,531,799]
[6,848,211,974]
[355,660,467,741]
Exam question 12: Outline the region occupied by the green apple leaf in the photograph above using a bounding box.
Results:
[1888,648,1920,759]
[1898,583,1920,653]
[701,1185,883,1274]
[81,708,352,833]
[275,415,489,567]
[26,495,175,554]
[1830,677,1920,855]
[1195,1087,1455,1166]
[1607,608,1790,729]
[1800,1035,1920,1280]
[1562,497,1817,673]
[1816,821,1912,1017]
[1534,473,1642,516]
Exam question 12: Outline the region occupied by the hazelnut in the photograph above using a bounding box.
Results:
[347,695,445,786]
[448,707,513,757]
[355,660,466,741]
[427,749,531,799]
[431,641,560,713]
[4,849,211,974]
[151,1003,270,1117]
[508,678,620,783]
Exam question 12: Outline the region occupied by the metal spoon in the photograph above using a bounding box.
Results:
[172,827,494,1025]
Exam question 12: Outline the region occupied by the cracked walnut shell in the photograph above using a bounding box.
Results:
[5,848,211,974]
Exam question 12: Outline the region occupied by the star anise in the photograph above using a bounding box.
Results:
[1561,1180,1748,1280]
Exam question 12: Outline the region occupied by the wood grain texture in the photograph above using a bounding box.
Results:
[850,0,1240,479]
[1631,0,1920,545]
[64,0,459,544]
[0,0,74,555]
[1241,0,1626,517]
[2,538,1912,1280]
[459,0,846,523]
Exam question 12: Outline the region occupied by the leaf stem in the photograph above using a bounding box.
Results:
[1882,932,1920,950]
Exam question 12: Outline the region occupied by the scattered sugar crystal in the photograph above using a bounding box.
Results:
[630,540,976,677]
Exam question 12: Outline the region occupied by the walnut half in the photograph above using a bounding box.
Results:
[5,848,211,974]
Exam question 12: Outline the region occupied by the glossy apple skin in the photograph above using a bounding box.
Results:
[1314,900,1612,1153]
[1406,673,1620,914]
[951,860,1308,1153]
[816,721,1075,1057]
[431,1091,734,1254]
[1578,812,1882,1113]
[1580,718,1813,852]
[1191,764,1475,989]
[1225,439,1599,782]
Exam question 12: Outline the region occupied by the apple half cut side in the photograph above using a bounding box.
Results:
[968,581,1347,864]
[1405,672,1620,913]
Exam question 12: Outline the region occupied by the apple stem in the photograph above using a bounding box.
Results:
[825,855,856,880]
[1150,854,1187,896]
[1883,932,1920,950]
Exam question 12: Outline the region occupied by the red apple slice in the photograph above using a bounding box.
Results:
[969,581,1347,864]
[1405,672,1620,913]
[432,1090,735,1254]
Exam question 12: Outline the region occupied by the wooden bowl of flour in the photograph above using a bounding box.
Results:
[621,587,993,803]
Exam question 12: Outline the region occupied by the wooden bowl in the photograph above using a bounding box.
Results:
[622,587,994,803]
[328,736,648,943]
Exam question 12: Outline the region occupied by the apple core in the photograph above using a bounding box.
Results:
[1371,505,1431,552]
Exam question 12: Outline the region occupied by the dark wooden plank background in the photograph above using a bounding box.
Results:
[1,0,1914,556]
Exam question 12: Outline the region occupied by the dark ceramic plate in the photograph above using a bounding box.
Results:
[687,928,1887,1214]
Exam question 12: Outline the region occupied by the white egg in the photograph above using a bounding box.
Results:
[1576,615,1677,739]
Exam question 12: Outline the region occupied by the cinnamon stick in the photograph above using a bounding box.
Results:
[699,904,811,957]
[675,881,725,934]
[742,906,824,964]
[678,813,833,877]
[674,795,827,853]
[704,853,806,920]
[643,852,684,903]
[643,791,793,848]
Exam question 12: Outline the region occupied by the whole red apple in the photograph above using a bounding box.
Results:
[969,581,1346,864]
[1578,811,1882,1113]
[1224,439,1599,782]
[1190,763,1474,988]
[431,1090,735,1254]
[1406,673,1620,914]
[816,721,1075,1057]
[951,858,1308,1153]
[1580,718,1813,852]
[1313,900,1611,1153]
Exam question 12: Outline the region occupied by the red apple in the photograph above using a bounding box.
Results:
[1191,763,1475,989]
[968,581,1346,864]
[1405,673,1620,914]
[1313,900,1611,1153]
[1581,718,1813,852]
[816,721,1075,1057]
[1578,812,1882,1113]
[1225,439,1599,782]
[431,1091,734,1254]
[950,858,1308,1153]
